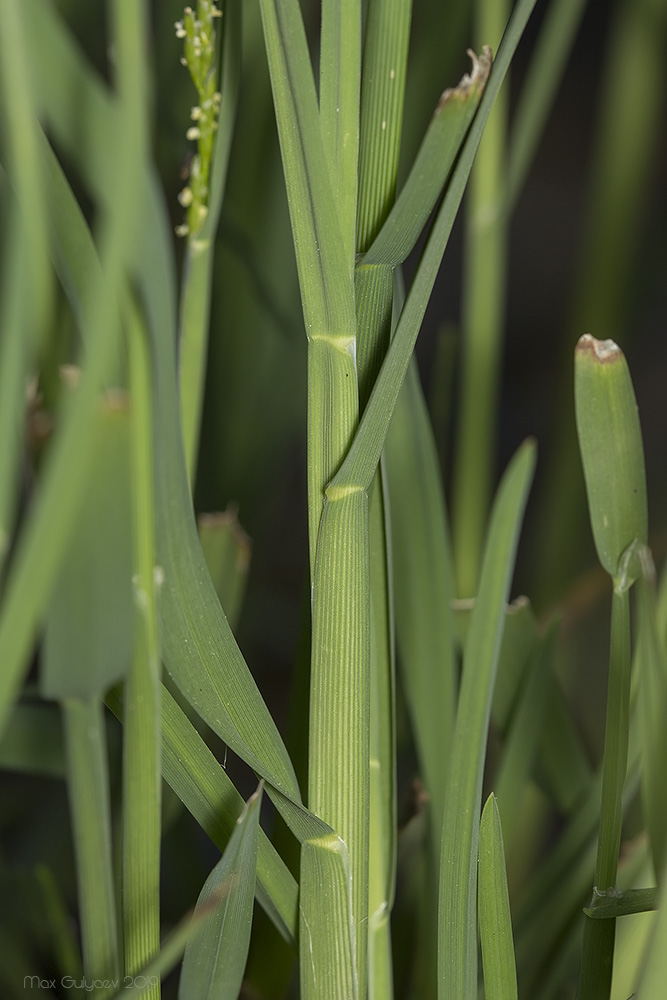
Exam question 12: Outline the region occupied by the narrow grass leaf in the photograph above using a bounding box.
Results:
[106,684,298,945]
[106,862,264,1000]
[362,50,491,270]
[438,440,535,1000]
[178,784,263,1000]
[385,357,457,849]
[478,794,518,1000]
[494,621,556,849]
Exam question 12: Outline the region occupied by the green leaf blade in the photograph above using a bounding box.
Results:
[438,439,535,1000]
[178,784,263,1000]
[478,794,518,1000]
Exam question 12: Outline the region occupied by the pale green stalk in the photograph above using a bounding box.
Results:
[246,3,367,994]
[452,0,510,598]
[355,5,412,996]
[178,0,241,481]
[122,302,161,995]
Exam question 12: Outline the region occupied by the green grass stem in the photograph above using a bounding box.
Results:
[577,587,632,1000]
[122,302,161,995]
[178,0,241,482]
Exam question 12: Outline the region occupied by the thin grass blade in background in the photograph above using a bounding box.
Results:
[493,621,557,850]
[635,549,667,881]
[438,440,535,999]
[452,0,510,599]
[178,784,263,1000]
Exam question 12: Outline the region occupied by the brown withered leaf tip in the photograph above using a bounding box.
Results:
[576,333,622,364]
[438,45,492,109]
